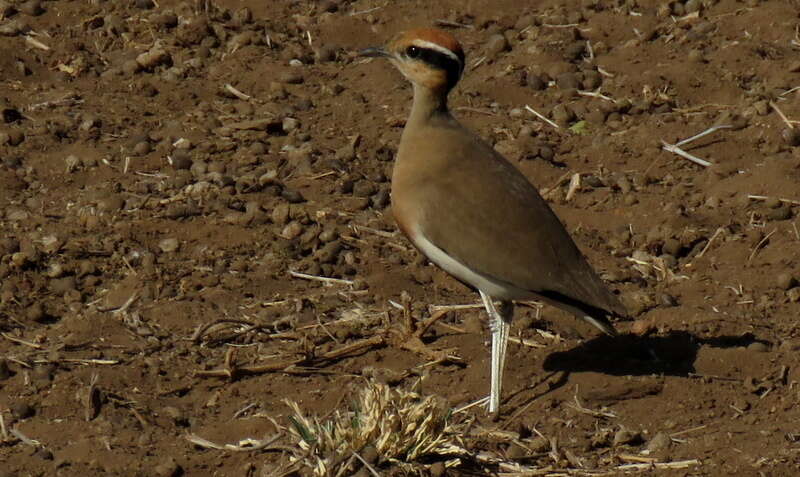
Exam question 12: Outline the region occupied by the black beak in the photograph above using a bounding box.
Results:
[359,46,391,58]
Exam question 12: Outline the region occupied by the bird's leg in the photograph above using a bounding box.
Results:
[480,290,514,415]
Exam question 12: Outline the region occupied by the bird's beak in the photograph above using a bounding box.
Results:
[359,46,391,58]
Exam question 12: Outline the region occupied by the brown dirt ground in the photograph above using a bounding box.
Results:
[2,0,800,475]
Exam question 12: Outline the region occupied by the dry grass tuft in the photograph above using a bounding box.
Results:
[285,380,469,475]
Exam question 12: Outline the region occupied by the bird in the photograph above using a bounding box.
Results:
[360,28,626,415]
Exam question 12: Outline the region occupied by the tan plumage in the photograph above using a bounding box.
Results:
[362,28,625,414]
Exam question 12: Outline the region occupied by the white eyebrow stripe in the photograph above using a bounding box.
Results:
[411,39,462,64]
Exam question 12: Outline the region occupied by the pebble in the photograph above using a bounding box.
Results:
[133,141,152,156]
[171,151,192,170]
[631,319,655,336]
[645,432,672,454]
[555,72,581,90]
[582,70,602,90]
[551,104,575,126]
[352,179,377,197]
[25,303,45,322]
[787,287,800,302]
[765,206,791,221]
[315,241,342,264]
[0,18,26,36]
[279,71,303,84]
[19,0,43,16]
[282,117,299,133]
[747,342,769,353]
[11,402,35,419]
[782,128,800,147]
[34,448,54,461]
[281,188,305,203]
[153,457,182,477]
[613,428,642,446]
[32,364,55,382]
[429,461,446,477]
[281,221,304,240]
[7,129,24,146]
[65,154,81,172]
[0,359,11,380]
[777,272,797,290]
[485,34,509,58]
[527,74,546,91]
[158,238,180,253]
[136,47,172,69]
[662,238,681,257]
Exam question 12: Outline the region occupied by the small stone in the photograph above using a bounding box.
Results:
[34,448,54,461]
[98,195,124,213]
[32,364,55,382]
[0,359,11,380]
[122,59,141,75]
[25,303,45,322]
[0,18,27,36]
[158,238,180,253]
[65,154,81,172]
[687,49,704,63]
[315,241,342,264]
[631,319,655,336]
[135,0,155,9]
[582,70,602,90]
[429,461,446,477]
[19,0,44,16]
[527,74,546,91]
[171,152,192,170]
[645,432,672,454]
[315,45,337,62]
[136,47,172,69]
[7,129,24,146]
[747,342,769,353]
[777,272,797,290]
[662,238,681,257]
[782,128,800,147]
[282,117,299,133]
[281,188,305,203]
[279,71,303,84]
[613,428,642,446]
[684,0,702,13]
[352,179,377,197]
[555,72,581,90]
[529,436,550,452]
[765,206,791,221]
[564,41,585,60]
[485,33,509,58]
[551,104,575,126]
[11,402,35,419]
[153,457,181,477]
[281,221,304,240]
[788,287,800,302]
[133,141,152,156]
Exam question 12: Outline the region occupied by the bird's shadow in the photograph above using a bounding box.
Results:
[541,330,766,376]
[503,331,765,413]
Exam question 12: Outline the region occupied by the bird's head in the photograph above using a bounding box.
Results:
[361,28,465,93]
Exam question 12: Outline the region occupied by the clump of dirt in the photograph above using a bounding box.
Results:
[1,0,799,475]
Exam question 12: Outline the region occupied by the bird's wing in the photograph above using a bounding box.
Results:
[395,124,626,320]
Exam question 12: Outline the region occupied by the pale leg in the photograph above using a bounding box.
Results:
[479,290,513,414]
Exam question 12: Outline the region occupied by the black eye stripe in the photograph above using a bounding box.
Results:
[407,47,462,71]
[405,46,464,88]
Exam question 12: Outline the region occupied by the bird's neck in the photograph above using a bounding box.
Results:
[408,84,450,124]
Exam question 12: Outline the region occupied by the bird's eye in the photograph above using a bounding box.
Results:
[406,46,421,58]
